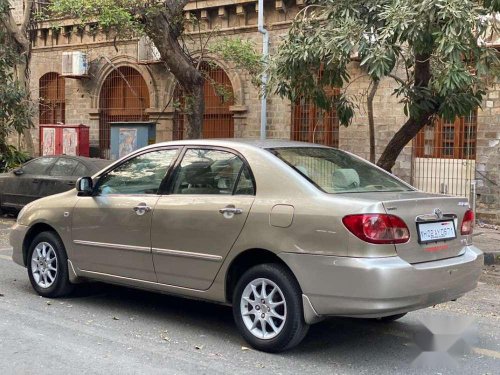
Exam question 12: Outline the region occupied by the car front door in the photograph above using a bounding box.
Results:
[151,148,256,290]
[46,157,80,195]
[71,148,180,281]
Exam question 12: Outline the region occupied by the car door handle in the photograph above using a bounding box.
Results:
[33,179,40,184]
[133,203,152,216]
[219,207,243,215]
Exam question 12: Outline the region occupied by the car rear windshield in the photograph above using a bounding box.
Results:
[269,147,413,194]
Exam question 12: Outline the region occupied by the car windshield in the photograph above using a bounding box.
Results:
[269,147,413,194]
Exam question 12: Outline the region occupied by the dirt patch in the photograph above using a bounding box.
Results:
[481,265,500,286]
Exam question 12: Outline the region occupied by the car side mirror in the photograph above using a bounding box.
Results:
[76,177,93,196]
[13,168,24,176]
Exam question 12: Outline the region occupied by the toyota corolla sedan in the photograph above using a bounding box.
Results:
[10,139,483,352]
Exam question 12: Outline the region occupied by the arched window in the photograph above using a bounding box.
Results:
[39,72,65,124]
[99,66,150,158]
[173,61,234,140]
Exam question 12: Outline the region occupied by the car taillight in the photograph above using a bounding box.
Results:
[461,209,474,235]
[342,214,410,244]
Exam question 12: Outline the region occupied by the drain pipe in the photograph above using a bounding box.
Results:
[258,0,269,140]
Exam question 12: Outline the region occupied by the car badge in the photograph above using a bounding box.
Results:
[433,208,443,219]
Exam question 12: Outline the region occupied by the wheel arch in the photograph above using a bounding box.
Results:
[22,223,62,266]
[225,248,300,303]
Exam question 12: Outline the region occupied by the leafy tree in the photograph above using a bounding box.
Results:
[0,0,36,155]
[268,0,500,171]
[49,0,261,139]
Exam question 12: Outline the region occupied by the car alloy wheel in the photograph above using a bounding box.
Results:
[233,264,309,352]
[31,241,58,289]
[240,278,287,340]
[27,231,74,298]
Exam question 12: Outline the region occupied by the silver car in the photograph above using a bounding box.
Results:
[10,139,483,352]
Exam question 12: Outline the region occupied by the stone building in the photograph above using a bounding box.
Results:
[9,0,500,223]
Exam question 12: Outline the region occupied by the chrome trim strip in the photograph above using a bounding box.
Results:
[77,268,203,293]
[152,247,222,262]
[73,240,151,253]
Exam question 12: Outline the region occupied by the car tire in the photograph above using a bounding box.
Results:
[27,231,74,298]
[374,313,407,322]
[232,263,309,353]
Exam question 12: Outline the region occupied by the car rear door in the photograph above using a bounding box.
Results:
[151,147,255,290]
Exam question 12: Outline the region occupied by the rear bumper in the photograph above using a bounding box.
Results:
[279,246,483,322]
[10,222,28,267]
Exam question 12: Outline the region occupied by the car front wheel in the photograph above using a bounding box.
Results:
[27,231,74,298]
[233,263,309,352]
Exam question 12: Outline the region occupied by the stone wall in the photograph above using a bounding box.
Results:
[475,79,500,224]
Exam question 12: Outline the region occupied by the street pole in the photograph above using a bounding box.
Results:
[258,0,268,140]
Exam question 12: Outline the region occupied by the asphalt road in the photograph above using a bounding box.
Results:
[0,216,499,375]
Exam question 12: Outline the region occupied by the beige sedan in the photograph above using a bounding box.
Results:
[10,139,483,352]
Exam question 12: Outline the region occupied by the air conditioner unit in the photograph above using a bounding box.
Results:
[138,36,161,64]
[62,51,89,77]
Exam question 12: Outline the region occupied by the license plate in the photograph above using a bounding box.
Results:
[417,220,456,244]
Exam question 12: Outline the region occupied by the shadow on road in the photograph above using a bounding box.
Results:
[41,281,424,362]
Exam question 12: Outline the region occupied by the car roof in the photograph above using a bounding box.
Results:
[142,138,331,151]
[33,155,112,170]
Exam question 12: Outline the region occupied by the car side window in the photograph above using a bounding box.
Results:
[50,158,79,176]
[234,165,255,195]
[172,149,250,195]
[22,158,56,175]
[72,162,89,177]
[97,149,178,195]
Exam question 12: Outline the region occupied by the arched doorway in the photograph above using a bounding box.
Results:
[99,66,150,158]
[173,61,234,140]
[39,72,65,124]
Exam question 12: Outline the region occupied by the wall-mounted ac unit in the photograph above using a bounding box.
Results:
[62,51,89,77]
[138,36,161,64]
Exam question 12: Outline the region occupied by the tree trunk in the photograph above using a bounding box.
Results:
[376,53,435,172]
[367,79,379,163]
[376,111,433,171]
[16,58,35,155]
[185,84,204,139]
[144,3,205,139]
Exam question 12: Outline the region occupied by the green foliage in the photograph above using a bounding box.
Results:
[208,38,263,86]
[48,0,151,37]
[268,0,500,126]
[0,145,30,173]
[0,27,32,156]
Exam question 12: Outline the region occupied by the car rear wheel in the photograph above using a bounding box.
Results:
[27,231,74,298]
[232,263,309,352]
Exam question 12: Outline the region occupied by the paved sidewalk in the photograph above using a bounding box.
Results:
[473,226,500,265]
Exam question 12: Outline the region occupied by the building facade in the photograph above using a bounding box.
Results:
[10,0,500,223]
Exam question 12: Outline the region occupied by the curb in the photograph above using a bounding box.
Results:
[484,252,500,266]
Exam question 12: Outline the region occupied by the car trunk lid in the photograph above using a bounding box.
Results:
[381,195,470,264]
